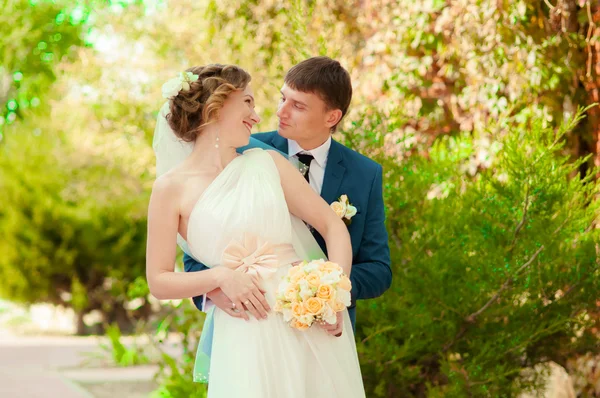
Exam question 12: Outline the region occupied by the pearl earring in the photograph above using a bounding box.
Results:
[215,136,219,149]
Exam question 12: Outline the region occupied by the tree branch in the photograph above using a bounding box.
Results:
[507,183,531,254]
[360,325,396,344]
[443,244,546,353]
[467,245,545,323]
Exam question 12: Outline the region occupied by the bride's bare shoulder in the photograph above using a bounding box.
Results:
[151,167,189,198]
[265,149,294,176]
[265,149,288,167]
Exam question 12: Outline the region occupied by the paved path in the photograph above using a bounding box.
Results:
[0,332,159,398]
[0,333,98,397]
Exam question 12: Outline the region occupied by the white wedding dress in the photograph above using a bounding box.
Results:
[186,148,366,398]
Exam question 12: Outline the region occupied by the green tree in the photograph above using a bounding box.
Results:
[0,0,88,139]
[0,123,151,333]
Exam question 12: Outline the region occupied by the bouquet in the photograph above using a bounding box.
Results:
[274,259,352,330]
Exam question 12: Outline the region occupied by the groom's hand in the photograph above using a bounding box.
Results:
[206,288,245,319]
[206,287,270,321]
[320,312,344,337]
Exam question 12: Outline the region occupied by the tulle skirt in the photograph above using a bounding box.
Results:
[203,264,366,398]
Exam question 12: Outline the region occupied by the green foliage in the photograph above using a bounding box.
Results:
[150,352,207,398]
[351,107,600,396]
[3,0,600,396]
[149,300,207,398]
[0,0,87,135]
[103,323,150,366]
[0,122,150,330]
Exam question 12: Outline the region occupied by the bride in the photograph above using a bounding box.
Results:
[146,64,365,397]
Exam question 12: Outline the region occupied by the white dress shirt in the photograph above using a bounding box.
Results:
[287,136,332,194]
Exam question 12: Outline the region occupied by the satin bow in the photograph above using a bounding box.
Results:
[221,234,279,279]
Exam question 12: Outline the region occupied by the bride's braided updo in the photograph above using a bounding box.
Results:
[167,64,251,142]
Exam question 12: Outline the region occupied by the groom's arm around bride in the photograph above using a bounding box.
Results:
[183,56,392,329]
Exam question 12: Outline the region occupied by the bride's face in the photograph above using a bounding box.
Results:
[217,85,261,148]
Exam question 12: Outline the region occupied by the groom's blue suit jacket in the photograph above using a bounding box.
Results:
[183,131,392,328]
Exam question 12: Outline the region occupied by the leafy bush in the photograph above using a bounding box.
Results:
[352,107,600,396]
[0,125,151,333]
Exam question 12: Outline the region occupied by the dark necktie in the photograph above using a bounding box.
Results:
[296,153,314,183]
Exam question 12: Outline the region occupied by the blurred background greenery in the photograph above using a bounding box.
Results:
[2,0,600,396]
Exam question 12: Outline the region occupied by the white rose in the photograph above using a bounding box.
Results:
[298,314,314,326]
[161,77,184,99]
[282,307,293,322]
[336,288,351,307]
[298,280,314,301]
[278,280,289,297]
[299,279,310,289]
[303,262,319,273]
[320,270,342,285]
[344,205,357,219]
[322,304,337,324]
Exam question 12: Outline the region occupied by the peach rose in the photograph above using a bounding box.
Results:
[329,299,346,312]
[304,297,325,315]
[288,265,303,276]
[290,269,305,284]
[274,301,283,312]
[306,273,321,287]
[323,261,341,272]
[292,301,306,317]
[338,275,352,291]
[284,284,299,301]
[316,284,335,300]
[292,319,310,331]
[330,201,346,218]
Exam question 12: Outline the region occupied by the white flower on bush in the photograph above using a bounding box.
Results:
[161,71,199,99]
[426,181,453,200]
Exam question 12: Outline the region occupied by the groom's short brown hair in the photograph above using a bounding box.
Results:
[284,56,352,131]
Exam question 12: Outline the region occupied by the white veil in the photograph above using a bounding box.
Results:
[153,102,194,177]
[152,102,197,258]
[152,101,326,262]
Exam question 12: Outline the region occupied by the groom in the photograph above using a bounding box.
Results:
[184,56,391,334]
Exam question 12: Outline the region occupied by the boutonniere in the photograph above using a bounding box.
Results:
[330,195,357,225]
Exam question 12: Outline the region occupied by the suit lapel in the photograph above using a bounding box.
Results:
[271,133,289,155]
[321,140,346,204]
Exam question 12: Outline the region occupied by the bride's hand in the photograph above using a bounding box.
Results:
[217,268,271,321]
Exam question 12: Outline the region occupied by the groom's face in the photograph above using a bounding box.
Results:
[277,84,334,144]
